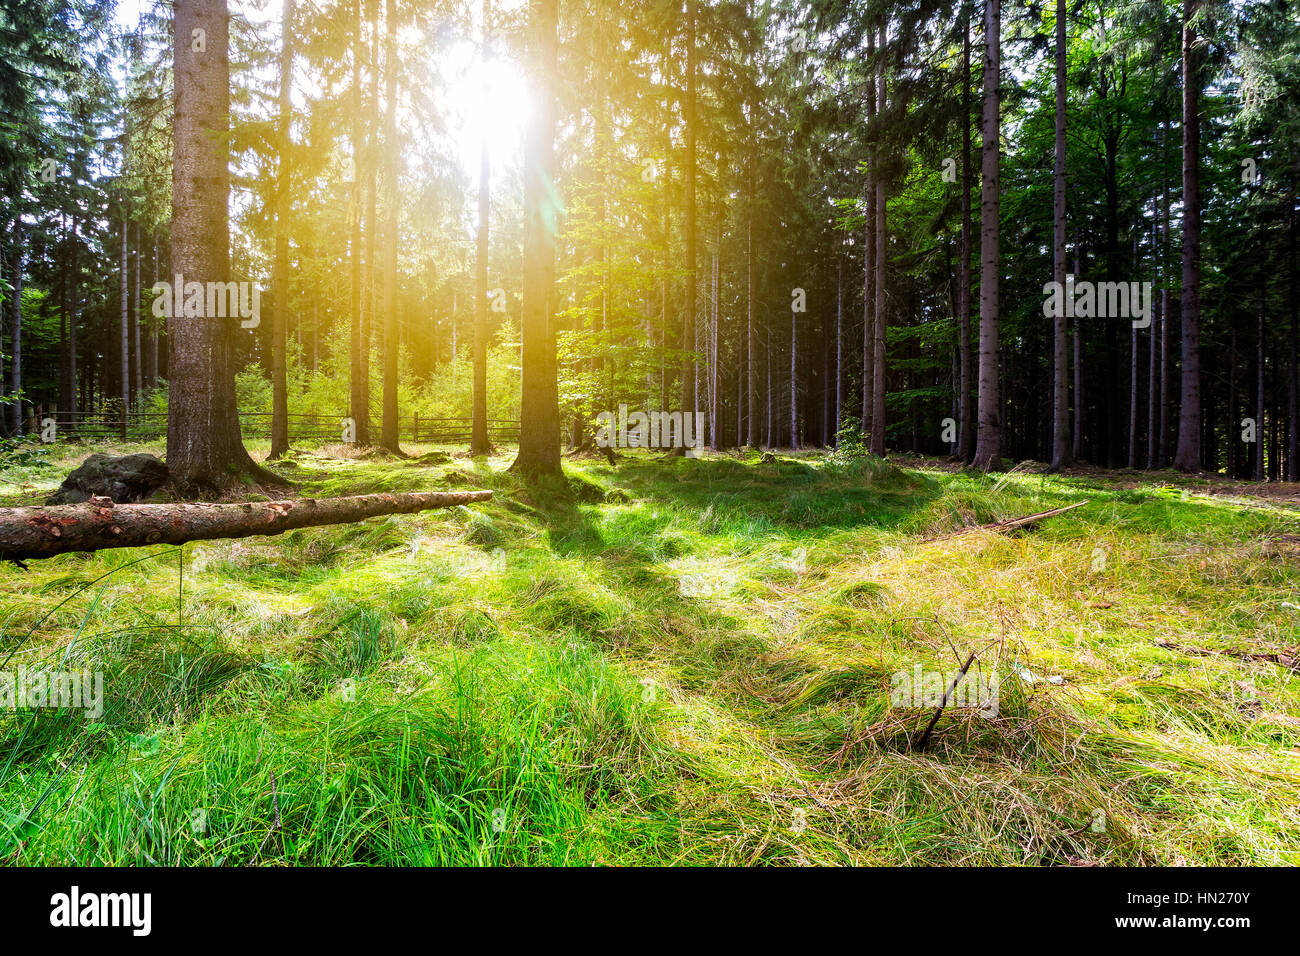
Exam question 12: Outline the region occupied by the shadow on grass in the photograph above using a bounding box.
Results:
[585,453,940,534]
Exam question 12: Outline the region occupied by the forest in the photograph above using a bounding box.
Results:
[0,0,1298,873]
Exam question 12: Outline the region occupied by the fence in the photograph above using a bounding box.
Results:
[39,411,519,446]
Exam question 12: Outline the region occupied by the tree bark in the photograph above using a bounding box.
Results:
[1129,312,1139,469]
[711,231,719,449]
[132,224,143,405]
[862,28,876,441]
[0,490,492,564]
[1173,0,1202,472]
[870,21,887,458]
[471,0,492,456]
[1049,0,1070,470]
[59,213,70,417]
[835,254,842,441]
[361,0,380,441]
[270,0,295,459]
[68,217,79,420]
[1159,188,1170,466]
[1074,253,1084,461]
[8,220,22,435]
[120,215,129,420]
[1288,196,1297,481]
[681,0,697,426]
[1147,188,1160,470]
[958,7,974,463]
[972,0,1002,471]
[379,0,402,453]
[509,0,562,479]
[1229,328,1238,477]
[167,0,280,493]
[1257,283,1266,480]
[349,0,368,446]
[746,108,758,447]
[790,287,798,448]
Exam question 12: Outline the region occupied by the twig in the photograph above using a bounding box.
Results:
[912,651,978,751]
[253,770,282,863]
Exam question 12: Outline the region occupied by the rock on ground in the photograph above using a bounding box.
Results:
[46,453,170,505]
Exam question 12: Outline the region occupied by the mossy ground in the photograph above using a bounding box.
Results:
[2,440,1298,865]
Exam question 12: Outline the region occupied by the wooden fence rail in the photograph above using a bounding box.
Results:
[35,412,519,445]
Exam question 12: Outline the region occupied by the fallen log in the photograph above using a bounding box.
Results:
[0,490,493,565]
[1154,639,1300,673]
[926,500,1089,542]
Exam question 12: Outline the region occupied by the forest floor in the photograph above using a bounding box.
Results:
[1,440,1298,865]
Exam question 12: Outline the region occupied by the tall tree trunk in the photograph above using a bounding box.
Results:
[972,0,1002,470]
[1289,197,1298,481]
[835,254,842,441]
[737,316,744,447]
[958,7,974,462]
[120,215,129,422]
[1257,283,1266,481]
[1049,0,1070,470]
[7,222,21,435]
[1173,0,1202,472]
[1159,188,1170,466]
[863,28,876,440]
[59,213,70,415]
[146,239,158,391]
[471,0,492,456]
[790,288,798,448]
[711,229,719,449]
[132,225,143,403]
[680,0,697,427]
[69,218,78,419]
[1229,329,1238,477]
[167,0,277,493]
[1128,314,1139,469]
[509,0,561,479]
[1147,189,1160,469]
[746,113,758,447]
[361,0,379,440]
[269,0,295,459]
[349,0,369,445]
[766,323,772,447]
[870,21,888,458]
[379,0,401,453]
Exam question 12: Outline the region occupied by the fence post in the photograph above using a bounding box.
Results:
[413,413,419,443]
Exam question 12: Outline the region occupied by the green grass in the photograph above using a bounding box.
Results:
[2,439,1299,865]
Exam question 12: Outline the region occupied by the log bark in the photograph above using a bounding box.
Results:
[0,490,492,564]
